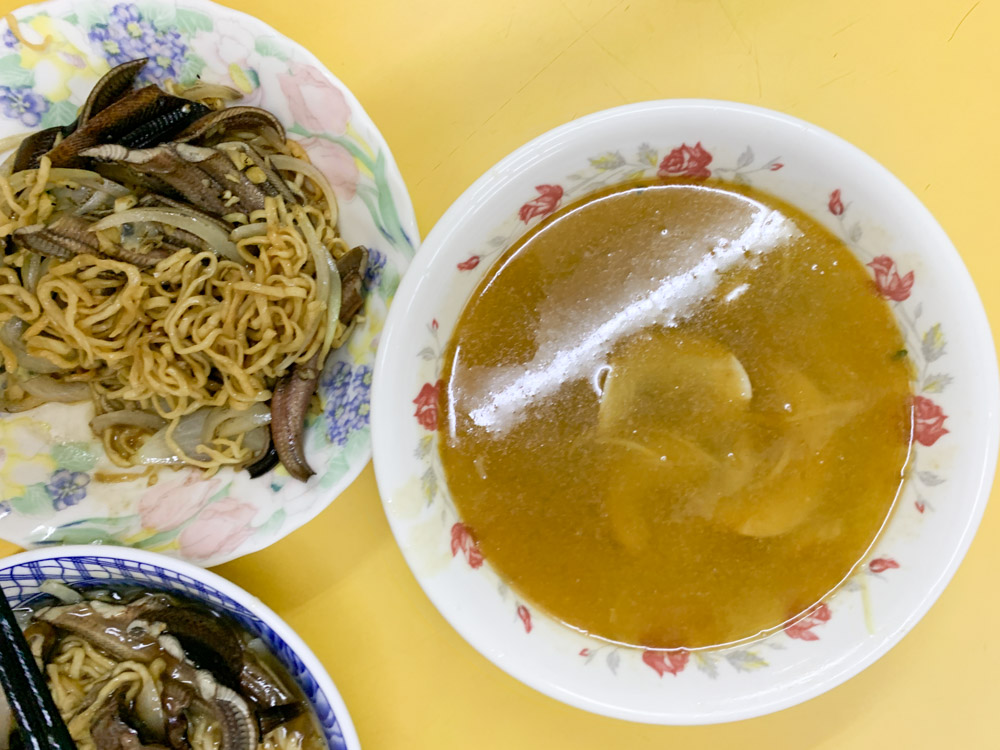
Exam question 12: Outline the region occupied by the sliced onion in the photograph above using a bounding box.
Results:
[269,154,340,224]
[3,168,129,201]
[92,209,242,263]
[40,580,82,603]
[0,393,45,413]
[295,209,341,361]
[218,409,271,439]
[90,409,167,434]
[135,409,212,465]
[216,405,272,442]
[242,425,270,459]
[229,221,268,242]
[0,319,63,374]
[176,82,243,103]
[20,375,90,403]
[75,188,116,216]
[133,670,165,739]
[22,251,42,293]
[200,403,271,445]
[54,171,129,196]
[0,150,15,179]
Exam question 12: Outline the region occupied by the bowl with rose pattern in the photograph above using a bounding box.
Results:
[370,100,999,723]
[0,0,418,565]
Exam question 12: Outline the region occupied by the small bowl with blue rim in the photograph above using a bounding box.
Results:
[0,544,361,749]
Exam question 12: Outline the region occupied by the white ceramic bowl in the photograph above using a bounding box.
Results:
[0,545,361,749]
[371,100,999,723]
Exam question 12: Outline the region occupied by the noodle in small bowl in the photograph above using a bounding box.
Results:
[0,544,361,749]
[0,0,418,564]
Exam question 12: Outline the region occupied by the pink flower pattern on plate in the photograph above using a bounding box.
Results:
[277,61,350,135]
[178,497,257,561]
[293,136,359,200]
[138,473,219,532]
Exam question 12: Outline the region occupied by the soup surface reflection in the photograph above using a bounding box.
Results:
[439,180,913,649]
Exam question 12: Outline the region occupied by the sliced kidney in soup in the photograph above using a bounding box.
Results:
[438,179,913,650]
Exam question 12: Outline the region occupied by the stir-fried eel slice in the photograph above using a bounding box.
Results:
[10,60,151,172]
[47,86,208,168]
[12,214,171,268]
[220,141,297,204]
[173,106,286,145]
[77,58,151,127]
[82,143,231,214]
[269,353,321,482]
[140,604,244,688]
[336,245,369,325]
[118,100,211,150]
[12,126,67,172]
[173,144,268,213]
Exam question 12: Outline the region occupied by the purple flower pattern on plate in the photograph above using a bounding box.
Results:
[0,86,49,127]
[322,362,371,445]
[46,469,90,510]
[88,4,186,83]
[363,249,386,290]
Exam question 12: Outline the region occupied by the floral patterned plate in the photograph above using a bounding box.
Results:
[0,0,418,565]
[371,100,999,722]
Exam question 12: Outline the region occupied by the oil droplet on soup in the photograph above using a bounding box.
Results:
[438,180,912,649]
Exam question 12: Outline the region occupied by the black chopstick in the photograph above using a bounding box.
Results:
[0,587,76,750]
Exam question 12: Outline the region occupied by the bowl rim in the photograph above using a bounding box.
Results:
[0,544,362,749]
[0,0,420,566]
[371,98,1000,723]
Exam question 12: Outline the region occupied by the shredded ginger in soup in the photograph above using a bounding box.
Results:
[438,180,913,650]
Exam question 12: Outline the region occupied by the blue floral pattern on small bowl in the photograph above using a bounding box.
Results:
[0,548,359,750]
[0,0,419,565]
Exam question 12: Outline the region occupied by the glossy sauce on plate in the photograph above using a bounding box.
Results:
[438,180,912,649]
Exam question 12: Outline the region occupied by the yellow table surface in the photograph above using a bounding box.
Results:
[2,0,999,746]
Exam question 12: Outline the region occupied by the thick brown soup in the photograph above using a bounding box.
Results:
[438,180,912,649]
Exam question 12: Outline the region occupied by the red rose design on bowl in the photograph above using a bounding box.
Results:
[519,184,564,223]
[913,395,949,446]
[867,255,914,302]
[413,380,441,431]
[657,142,712,179]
